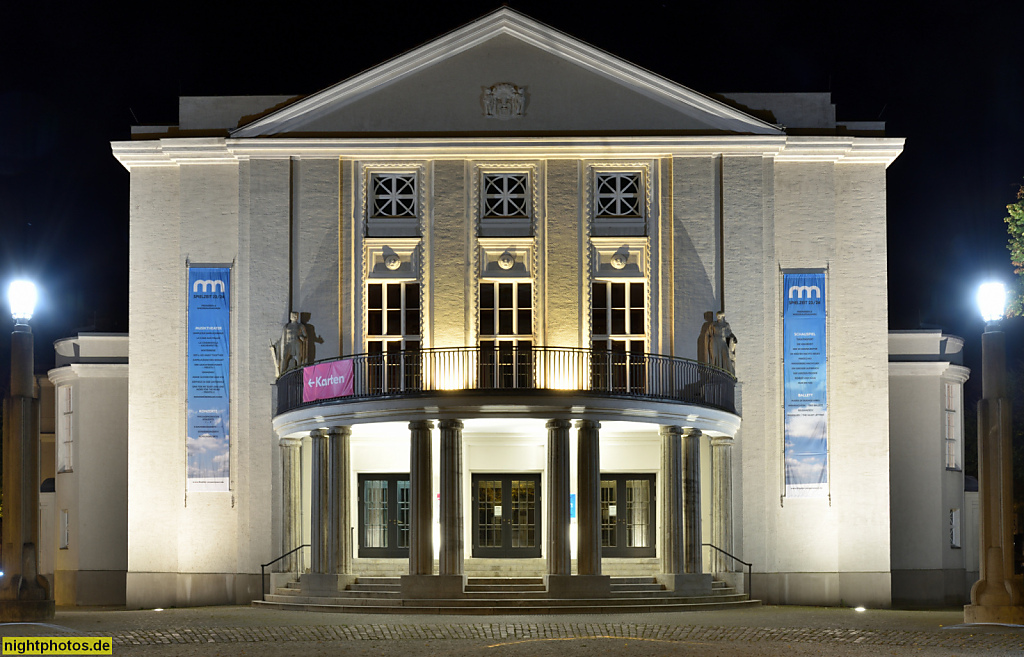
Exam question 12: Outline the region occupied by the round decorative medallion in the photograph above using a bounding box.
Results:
[498,253,516,270]
[384,254,402,271]
[610,253,628,270]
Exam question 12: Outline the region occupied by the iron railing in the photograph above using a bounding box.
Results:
[276,346,736,416]
[703,542,753,600]
[260,543,309,600]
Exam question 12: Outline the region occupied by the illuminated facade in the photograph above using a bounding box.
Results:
[111,9,903,609]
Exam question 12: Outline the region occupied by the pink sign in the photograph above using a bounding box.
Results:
[303,360,354,402]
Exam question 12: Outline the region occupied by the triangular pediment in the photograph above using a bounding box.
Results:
[232,9,781,138]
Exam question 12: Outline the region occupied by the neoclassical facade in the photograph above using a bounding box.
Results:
[112,9,902,608]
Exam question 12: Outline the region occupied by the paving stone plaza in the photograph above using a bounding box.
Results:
[2,606,1022,656]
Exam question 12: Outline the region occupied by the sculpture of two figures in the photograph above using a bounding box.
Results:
[698,311,737,374]
[271,311,322,377]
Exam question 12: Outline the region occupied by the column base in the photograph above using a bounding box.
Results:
[300,573,358,595]
[544,574,611,598]
[656,573,713,596]
[0,599,55,622]
[964,603,1024,624]
[401,574,467,599]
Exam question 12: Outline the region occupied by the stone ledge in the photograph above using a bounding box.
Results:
[544,574,611,598]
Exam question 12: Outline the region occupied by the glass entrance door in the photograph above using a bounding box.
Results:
[471,474,541,558]
[357,474,410,558]
[600,474,656,557]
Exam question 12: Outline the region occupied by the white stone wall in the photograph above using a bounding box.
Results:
[122,138,897,608]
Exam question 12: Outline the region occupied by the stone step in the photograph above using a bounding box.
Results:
[264,592,750,608]
[609,577,659,585]
[465,583,547,592]
[609,584,665,592]
[348,583,402,592]
[355,577,402,585]
[467,577,544,586]
[253,598,761,615]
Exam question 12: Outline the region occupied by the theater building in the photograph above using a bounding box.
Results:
[111,8,903,609]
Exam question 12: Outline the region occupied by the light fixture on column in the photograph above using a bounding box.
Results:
[976,281,1006,327]
[8,280,37,324]
[965,280,1024,623]
[0,278,54,621]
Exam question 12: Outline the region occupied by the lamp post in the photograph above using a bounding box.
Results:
[0,280,54,621]
[965,282,1024,623]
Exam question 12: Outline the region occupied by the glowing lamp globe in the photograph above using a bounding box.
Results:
[977,282,1006,324]
[8,280,37,323]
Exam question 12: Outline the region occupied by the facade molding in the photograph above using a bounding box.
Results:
[272,393,741,438]
[112,136,905,171]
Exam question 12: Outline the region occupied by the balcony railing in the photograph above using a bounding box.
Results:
[275,346,736,416]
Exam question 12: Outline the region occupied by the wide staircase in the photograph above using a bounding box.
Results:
[254,576,759,614]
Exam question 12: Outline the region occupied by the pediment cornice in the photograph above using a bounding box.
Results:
[229,8,783,138]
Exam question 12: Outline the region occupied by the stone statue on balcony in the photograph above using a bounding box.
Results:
[271,311,309,377]
[713,311,737,375]
[697,311,715,365]
[697,310,737,374]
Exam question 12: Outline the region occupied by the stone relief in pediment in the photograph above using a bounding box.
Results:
[482,83,526,120]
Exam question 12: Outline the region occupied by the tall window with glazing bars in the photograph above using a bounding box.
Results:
[367,281,420,393]
[479,281,532,389]
[591,281,645,393]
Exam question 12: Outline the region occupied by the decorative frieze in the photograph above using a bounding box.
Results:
[590,237,647,278]
[364,238,420,279]
[478,238,533,277]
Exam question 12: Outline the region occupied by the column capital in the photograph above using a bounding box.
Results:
[659,425,684,438]
[328,425,352,438]
[408,420,434,432]
[710,435,735,447]
[682,428,703,440]
[575,419,601,431]
[438,419,464,431]
[310,428,328,440]
[279,435,303,448]
[546,419,572,430]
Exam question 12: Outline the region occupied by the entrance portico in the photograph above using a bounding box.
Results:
[272,397,737,597]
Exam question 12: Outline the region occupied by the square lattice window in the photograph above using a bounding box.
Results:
[595,172,642,218]
[483,173,529,218]
[371,174,417,218]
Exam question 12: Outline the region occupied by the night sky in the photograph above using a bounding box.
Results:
[2,0,1023,409]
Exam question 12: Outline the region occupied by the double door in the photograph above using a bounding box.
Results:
[472,474,541,558]
[357,474,410,558]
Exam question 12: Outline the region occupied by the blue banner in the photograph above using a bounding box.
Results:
[187,267,230,491]
[783,272,827,497]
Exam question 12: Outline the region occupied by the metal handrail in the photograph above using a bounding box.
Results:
[276,345,736,416]
[702,542,753,600]
[260,544,309,600]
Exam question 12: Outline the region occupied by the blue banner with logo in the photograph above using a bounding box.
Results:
[187,267,230,491]
[783,272,827,497]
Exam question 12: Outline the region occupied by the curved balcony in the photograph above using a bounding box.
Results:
[275,346,736,420]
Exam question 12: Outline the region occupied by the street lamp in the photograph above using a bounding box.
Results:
[8,280,37,324]
[965,281,1024,623]
[0,279,53,621]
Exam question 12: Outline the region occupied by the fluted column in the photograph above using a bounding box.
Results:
[682,428,703,574]
[577,420,602,576]
[546,420,572,576]
[660,425,684,575]
[309,429,329,574]
[327,426,352,574]
[711,435,734,574]
[280,436,303,573]
[439,419,464,576]
[408,420,434,576]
